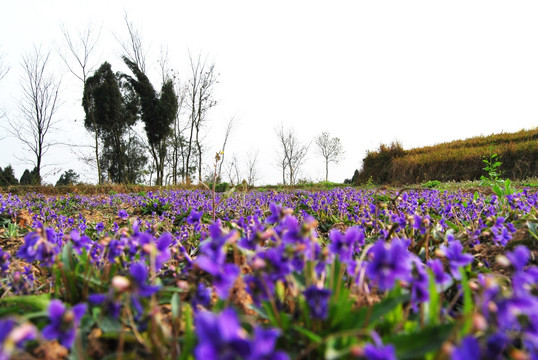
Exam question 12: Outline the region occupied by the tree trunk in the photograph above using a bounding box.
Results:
[94,130,102,184]
[325,158,329,182]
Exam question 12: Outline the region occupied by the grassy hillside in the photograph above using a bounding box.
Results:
[353,127,538,185]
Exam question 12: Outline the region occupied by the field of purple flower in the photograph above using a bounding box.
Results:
[0,187,537,359]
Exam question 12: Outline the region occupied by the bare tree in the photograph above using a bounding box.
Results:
[0,50,9,123]
[185,52,218,183]
[0,49,8,82]
[167,74,188,185]
[58,23,101,83]
[117,12,147,73]
[217,116,237,181]
[275,124,309,185]
[275,124,289,185]
[245,149,259,187]
[315,132,344,182]
[8,45,61,182]
[58,22,102,182]
[226,153,241,186]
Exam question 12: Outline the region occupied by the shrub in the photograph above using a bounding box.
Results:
[423,180,441,188]
[214,182,229,193]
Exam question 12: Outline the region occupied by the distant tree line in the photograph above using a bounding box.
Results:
[0,15,348,187]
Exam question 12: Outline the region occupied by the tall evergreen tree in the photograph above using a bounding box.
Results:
[55,169,80,186]
[122,57,178,185]
[20,167,40,185]
[0,165,19,186]
[83,62,139,183]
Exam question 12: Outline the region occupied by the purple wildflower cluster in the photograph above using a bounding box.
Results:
[0,187,535,358]
[195,308,289,360]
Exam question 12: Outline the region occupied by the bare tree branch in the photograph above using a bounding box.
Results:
[58,22,101,83]
[275,124,309,185]
[185,51,218,183]
[245,149,259,187]
[7,45,61,182]
[0,49,9,82]
[315,131,345,182]
[217,116,238,181]
[225,153,241,186]
[58,22,102,183]
[117,11,147,73]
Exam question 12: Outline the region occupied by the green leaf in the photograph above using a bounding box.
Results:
[492,183,503,198]
[23,310,48,320]
[330,292,409,332]
[325,338,351,360]
[180,304,196,360]
[2,293,51,311]
[459,268,473,337]
[61,241,73,272]
[527,222,538,241]
[292,325,322,343]
[98,316,122,333]
[171,293,181,319]
[384,323,454,359]
[425,270,440,326]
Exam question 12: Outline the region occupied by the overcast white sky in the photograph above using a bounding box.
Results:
[1,0,537,185]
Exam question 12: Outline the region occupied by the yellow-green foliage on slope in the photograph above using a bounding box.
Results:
[353,128,538,185]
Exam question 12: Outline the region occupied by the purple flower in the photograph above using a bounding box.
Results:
[244,274,274,306]
[191,283,211,310]
[440,240,473,279]
[412,214,422,229]
[89,292,122,319]
[238,222,266,251]
[427,259,451,287]
[42,300,86,349]
[364,332,397,360]
[154,232,173,270]
[194,308,251,360]
[106,238,125,261]
[199,223,237,265]
[303,286,331,320]
[410,259,429,311]
[256,247,292,282]
[366,239,412,291]
[328,227,364,263]
[491,226,512,246]
[129,262,160,298]
[364,344,397,360]
[249,327,289,360]
[0,247,10,274]
[23,266,34,284]
[281,215,306,245]
[506,245,530,272]
[0,319,36,360]
[496,296,538,331]
[196,256,239,299]
[451,336,480,360]
[16,222,59,267]
[187,209,203,225]
[95,222,105,233]
[8,271,33,295]
[266,203,285,225]
[485,332,509,360]
[69,229,92,255]
[118,209,129,220]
